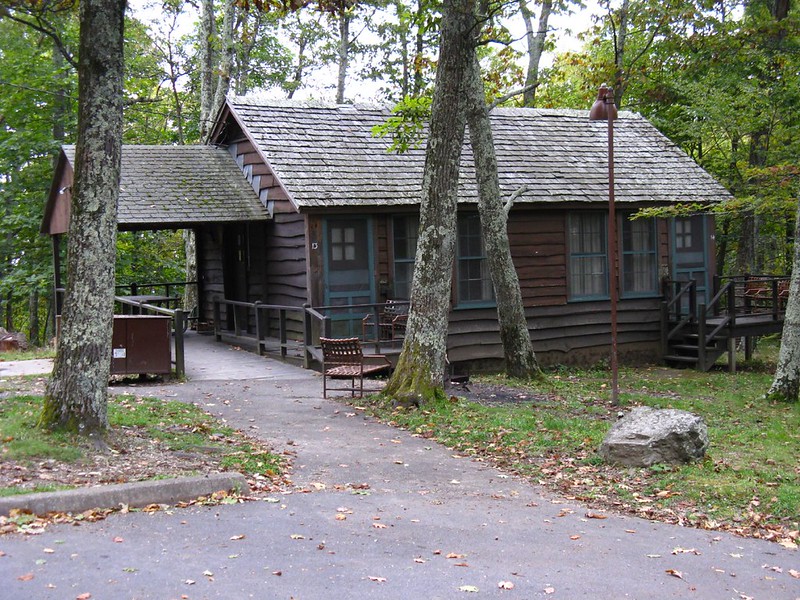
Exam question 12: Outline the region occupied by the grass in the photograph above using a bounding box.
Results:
[0,392,285,496]
[352,349,800,543]
[0,347,56,361]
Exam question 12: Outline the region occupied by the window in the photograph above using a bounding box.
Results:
[392,215,419,300]
[568,212,608,300]
[457,214,494,305]
[621,216,658,296]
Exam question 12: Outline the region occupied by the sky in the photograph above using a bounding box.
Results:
[127,0,602,103]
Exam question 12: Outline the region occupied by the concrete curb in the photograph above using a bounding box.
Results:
[0,472,249,517]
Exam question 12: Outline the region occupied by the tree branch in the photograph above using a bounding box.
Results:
[504,185,529,216]
[488,83,538,110]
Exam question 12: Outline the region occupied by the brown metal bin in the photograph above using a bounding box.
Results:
[111,315,172,375]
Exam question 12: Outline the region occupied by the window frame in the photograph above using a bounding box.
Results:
[455,213,495,308]
[620,213,659,298]
[567,211,609,301]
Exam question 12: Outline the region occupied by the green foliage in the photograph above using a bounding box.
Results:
[371,95,432,153]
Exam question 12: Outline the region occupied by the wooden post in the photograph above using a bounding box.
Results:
[174,309,185,378]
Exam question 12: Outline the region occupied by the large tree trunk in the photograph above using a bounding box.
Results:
[382,0,475,404]
[519,0,552,107]
[464,52,542,379]
[766,197,800,403]
[42,0,126,435]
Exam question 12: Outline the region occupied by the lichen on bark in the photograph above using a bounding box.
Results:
[765,195,800,403]
[382,0,475,405]
[41,0,126,435]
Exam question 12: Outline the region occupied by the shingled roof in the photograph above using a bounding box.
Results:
[227,97,731,209]
[44,145,267,232]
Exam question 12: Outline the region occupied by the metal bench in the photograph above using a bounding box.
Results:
[320,337,391,398]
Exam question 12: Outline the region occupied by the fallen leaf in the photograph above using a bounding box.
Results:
[230,534,245,540]
[113,537,124,543]
[414,557,426,564]
[203,570,214,577]
[665,569,683,579]
[459,585,479,592]
[498,580,515,589]
[372,523,387,529]
[184,579,196,585]
[672,547,701,555]
[544,586,555,594]
[76,594,92,600]
[272,571,282,576]
[335,513,347,521]
[761,564,782,573]
[625,529,636,534]
[454,562,469,567]
[17,573,34,582]
[368,576,387,583]
[570,535,581,540]
[585,511,607,519]
[290,534,305,540]
[789,569,800,579]
[447,553,466,559]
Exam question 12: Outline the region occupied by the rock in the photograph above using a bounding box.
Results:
[0,328,27,352]
[599,406,709,467]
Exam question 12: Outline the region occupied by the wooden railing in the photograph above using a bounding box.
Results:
[212,299,410,369]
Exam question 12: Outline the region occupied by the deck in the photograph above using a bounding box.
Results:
[662,275,788,371]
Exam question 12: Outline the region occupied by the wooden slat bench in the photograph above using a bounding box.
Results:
[362,300,409,342]
[320,337,391,398]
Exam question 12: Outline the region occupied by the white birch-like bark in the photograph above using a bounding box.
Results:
[43,0,126,436]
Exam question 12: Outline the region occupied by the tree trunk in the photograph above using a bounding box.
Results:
[28,291,39,348]
[766,196,800,402]
[464,53,542,379]
[198,0,216,142]
[382,0,475,404]
[183,229,198,318]
[519,0,552,107]
[336,8,350,103]
[211,0,235,124]
[42,0,126,436]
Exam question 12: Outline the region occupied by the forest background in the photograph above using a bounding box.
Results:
[0,0,797,347]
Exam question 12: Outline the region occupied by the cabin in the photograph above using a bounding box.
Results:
[43,98,736,372]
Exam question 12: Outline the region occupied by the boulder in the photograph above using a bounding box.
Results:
[0,327,28,352]
[599,406,709,467]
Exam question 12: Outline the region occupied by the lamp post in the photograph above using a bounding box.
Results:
[590,83,619,406]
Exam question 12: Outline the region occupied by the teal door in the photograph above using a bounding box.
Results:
[672,215,709,313]
[323,218,375,337]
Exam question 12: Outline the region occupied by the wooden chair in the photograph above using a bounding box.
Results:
[320,337,391,398]
[362,300,409,342]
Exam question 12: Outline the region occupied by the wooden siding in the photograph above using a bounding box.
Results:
[264,212,309,307]
[197,225,225,323]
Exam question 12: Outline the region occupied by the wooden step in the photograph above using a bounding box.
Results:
[664,354,699,365]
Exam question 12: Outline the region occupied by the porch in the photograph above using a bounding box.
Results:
[210,298,408,371]
[662,275,788,371]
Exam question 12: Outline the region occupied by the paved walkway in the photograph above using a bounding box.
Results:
[1,334,799,599]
